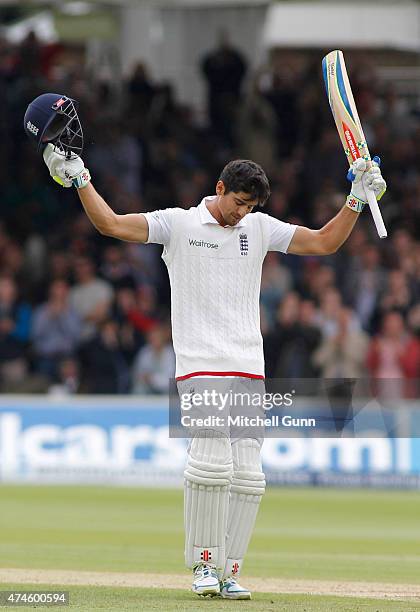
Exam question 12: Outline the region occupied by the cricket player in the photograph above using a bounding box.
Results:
[43,145,386,600]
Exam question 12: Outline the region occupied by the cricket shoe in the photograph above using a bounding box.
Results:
[220,577,251,600]
[191,563,220,597]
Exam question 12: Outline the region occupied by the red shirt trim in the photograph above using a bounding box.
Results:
[175,371,265,381]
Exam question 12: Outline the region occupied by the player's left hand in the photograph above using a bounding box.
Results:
[347,156,387,204]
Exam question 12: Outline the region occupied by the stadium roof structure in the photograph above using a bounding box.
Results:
[262,2,420,51]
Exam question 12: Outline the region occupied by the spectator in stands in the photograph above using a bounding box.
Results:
[87,120,143,195]
[391,229,414,266]
[132,323,175,394]
[264,293,321,378]
[0,276,31,386]
[297,299,322,377]
[2,163,59,237]
[48,357,81,396]
[262,57,301,159]
[315,287,342,338]
[124,242,164,289]
[315,287,360,339]
[313,307,369,378]
[32,280,81,380]
[406,305,420,398]
[79,319,129,393]
[264,292,300,378]
[70,256,114,341]
[17,31,43,78]
[112,286,147,362]
[128,285,161,334]
[127,61,156,116]
[300,263,335,303]
[342,244,386,332]
[67,213,102,258]
[100,245,135,289]
[367,311,419,399]
[0,239,25,282]
[237,74,278,173]
[47,251,72,283]
[378,85,412,137]
[33,250,73,304]
[23,233,48,290]
[201,30,247,145]
[378,270,414,320]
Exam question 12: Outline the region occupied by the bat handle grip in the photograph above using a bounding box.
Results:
[366,189,387,239]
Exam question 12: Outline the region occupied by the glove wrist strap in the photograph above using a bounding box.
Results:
[346,194,365,213]
[73,168,91,189]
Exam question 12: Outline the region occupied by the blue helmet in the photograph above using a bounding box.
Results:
[24,93,84,159]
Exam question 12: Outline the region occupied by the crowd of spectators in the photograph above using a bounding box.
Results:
[0,32,418,396]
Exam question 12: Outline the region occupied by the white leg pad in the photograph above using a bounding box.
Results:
[223,438,266,578]
[184,433,233,571]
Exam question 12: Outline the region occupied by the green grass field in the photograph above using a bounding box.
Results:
[1,485,420,610]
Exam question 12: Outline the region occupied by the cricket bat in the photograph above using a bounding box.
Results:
[322,50,387,238]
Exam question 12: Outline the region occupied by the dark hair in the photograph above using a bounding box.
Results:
[219,159,271,207]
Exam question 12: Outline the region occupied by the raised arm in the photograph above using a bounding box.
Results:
[77,183,149,242]
[43,144,149,243]
[288,158,386,256]
[288,207,359,256]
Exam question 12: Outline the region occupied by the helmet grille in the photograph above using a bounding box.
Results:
[46,98,84,159]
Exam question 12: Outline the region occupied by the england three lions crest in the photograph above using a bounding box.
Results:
[239,233,248,256]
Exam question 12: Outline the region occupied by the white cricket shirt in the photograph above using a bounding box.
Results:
[144,196,297,380]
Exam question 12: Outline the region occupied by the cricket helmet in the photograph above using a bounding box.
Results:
[24,93,84,159]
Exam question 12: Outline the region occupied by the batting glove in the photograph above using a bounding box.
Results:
[43,143,91,189]
[346,156,386,213]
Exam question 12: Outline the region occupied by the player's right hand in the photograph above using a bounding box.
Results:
[43,143,91,189]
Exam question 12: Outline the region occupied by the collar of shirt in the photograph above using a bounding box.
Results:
[198,195,247,228]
